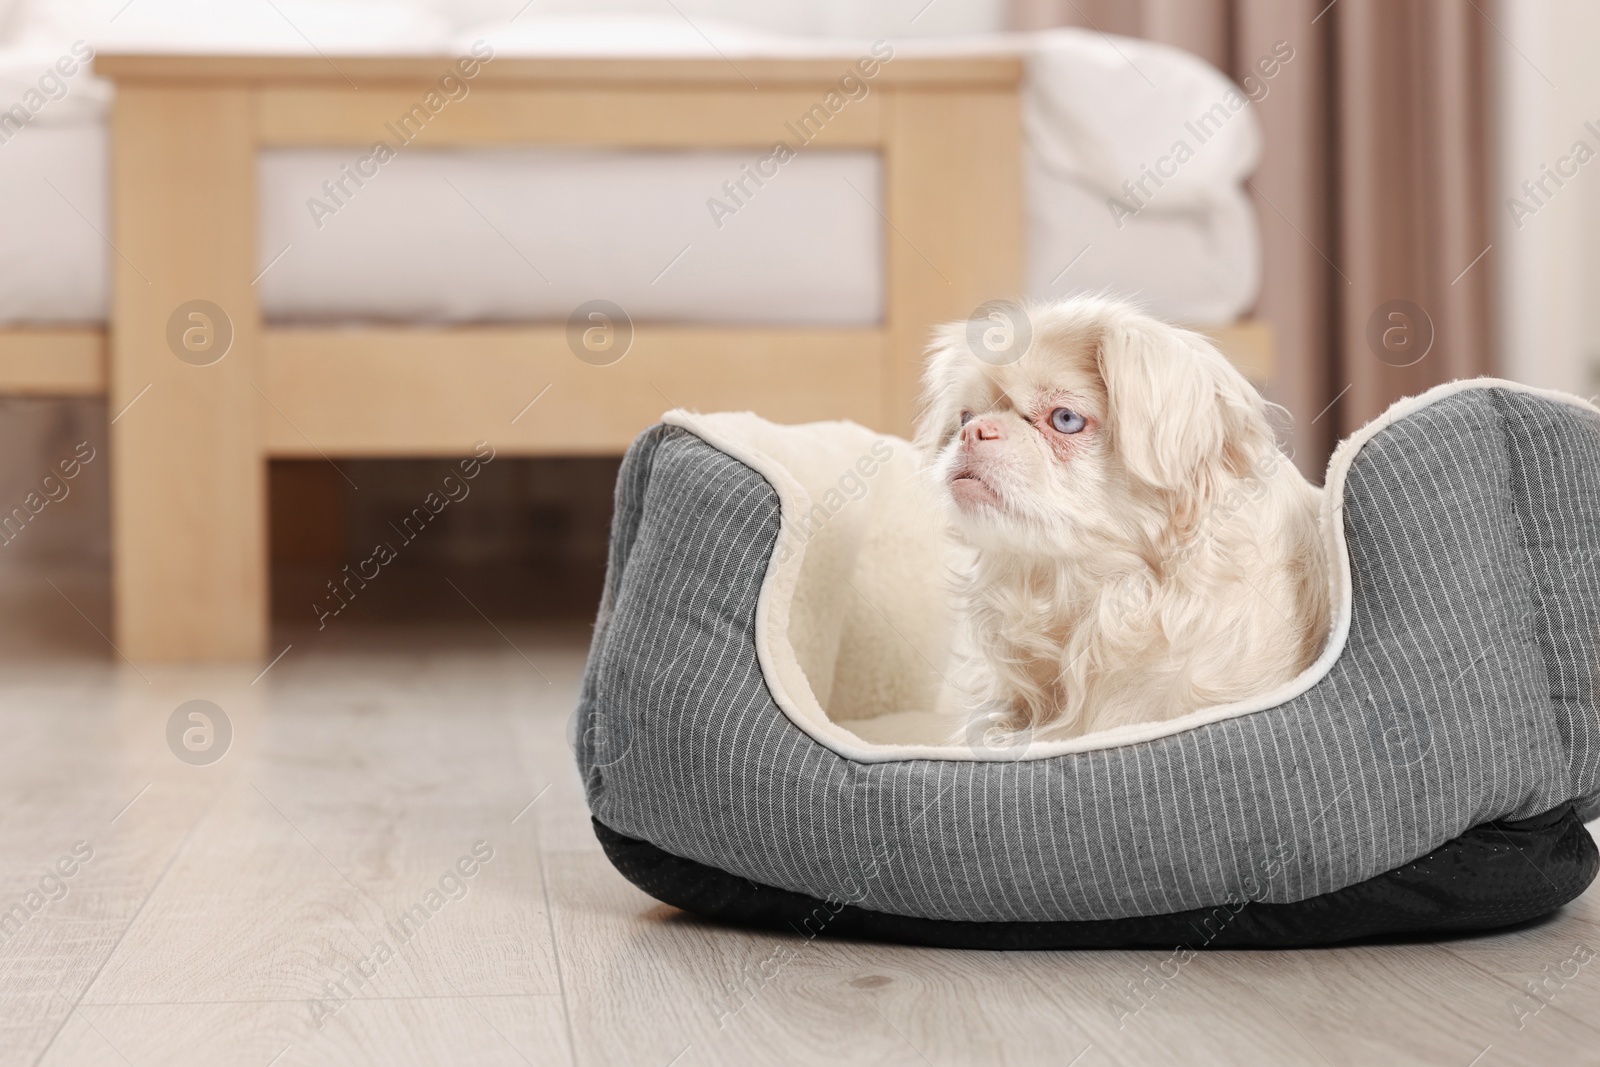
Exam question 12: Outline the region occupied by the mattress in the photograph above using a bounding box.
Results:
[0,126,887,326]
[263,145,886,327]
[0,16,1262,327]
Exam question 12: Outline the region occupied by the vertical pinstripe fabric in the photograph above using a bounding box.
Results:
[577,389,1600,923]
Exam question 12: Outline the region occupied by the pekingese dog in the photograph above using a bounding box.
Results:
[916,297,1329,741]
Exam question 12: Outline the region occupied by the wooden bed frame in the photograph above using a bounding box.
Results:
[0,51,1272,661]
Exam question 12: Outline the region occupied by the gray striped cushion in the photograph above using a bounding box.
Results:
[576,385,1600,922]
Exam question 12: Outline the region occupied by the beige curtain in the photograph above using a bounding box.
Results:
[1012,0,1496,474]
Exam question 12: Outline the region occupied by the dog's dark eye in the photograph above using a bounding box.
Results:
[1048,407,1086,434]
[959,411,974,427]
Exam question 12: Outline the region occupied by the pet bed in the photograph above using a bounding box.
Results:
[575,380,1600,947]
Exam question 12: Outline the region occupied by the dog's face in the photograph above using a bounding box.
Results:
[916,299,1273,560]
[921,323,1116,558]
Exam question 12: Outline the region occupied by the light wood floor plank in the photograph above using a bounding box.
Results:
[0,663,235,1064]
[80,690,560,1006]
[2,603,1596,1067]
[37,995,573,1067]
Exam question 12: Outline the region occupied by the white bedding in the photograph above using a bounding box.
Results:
[265,145,885,326]
[0,128,883,325]
[0,9,1262,327]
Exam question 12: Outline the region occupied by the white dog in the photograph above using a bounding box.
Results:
[916,298,1329,741]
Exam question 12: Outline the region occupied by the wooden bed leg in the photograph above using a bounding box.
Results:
[882,88,1023,440]
[110,87,266,661]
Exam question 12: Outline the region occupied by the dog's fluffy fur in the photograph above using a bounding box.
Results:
[916,297,1329,740]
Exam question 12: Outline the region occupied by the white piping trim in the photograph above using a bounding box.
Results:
[664,379,1600,764]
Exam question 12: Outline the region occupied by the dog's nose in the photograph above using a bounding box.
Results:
[960,417,1003,444]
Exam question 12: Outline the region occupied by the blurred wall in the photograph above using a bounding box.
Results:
[1497,0,1600,399]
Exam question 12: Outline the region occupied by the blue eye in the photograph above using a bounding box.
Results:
[1048,408,1085,434]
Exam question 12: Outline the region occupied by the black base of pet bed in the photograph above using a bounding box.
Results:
[594,805,1597,949]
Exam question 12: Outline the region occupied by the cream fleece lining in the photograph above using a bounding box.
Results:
[663,379,1600,764]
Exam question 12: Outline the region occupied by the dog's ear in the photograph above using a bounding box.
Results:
[913,321,973,457]
[1096,318,1272,492]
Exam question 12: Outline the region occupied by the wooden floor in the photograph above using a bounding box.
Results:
[2,568,1599,1067]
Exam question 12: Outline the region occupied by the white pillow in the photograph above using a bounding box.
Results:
[0,41,107,125]
[455,11,791,58]
[1025,27,1263,211]
[451,0,1002,39]
[5,0,454,53]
